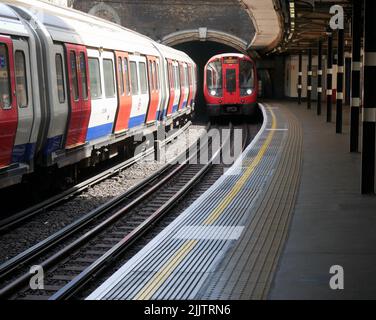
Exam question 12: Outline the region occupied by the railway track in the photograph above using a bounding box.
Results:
[0,122,255,300]
[0,122,193,234]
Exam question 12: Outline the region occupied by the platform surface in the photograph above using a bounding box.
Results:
[87,100,376,300]
[87,103,298,300]
[269,101,376,300]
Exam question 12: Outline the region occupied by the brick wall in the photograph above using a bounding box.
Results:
[73,0,254,44]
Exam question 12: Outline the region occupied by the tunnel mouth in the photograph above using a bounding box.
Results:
[172,40,243,121]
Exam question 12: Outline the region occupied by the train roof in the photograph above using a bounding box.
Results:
[153,42,194,65]
[3,0,160,56]
[1,0,196,65]
[207,53,252,63]
[0,3,30,37]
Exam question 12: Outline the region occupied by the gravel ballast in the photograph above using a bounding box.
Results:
[0,125,207,264]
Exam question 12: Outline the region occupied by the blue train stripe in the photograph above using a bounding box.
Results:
[12,143,36,163]
[86,123,113,141]
[43,135,63,155]
[156,110,163,121]
[172,104,179,113]
[128,114,146,129]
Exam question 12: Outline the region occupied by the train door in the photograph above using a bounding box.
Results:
[179,63,189,110]
[178,63,185,111]
[86,50,117,141]
[128,55,149,128]
[166,59,175,117]
[0,36,18,168]
[12,39,34,163]
[187,64,193,108]
[223,59,239,104]
[114,51,132,133]
[146,56,160,123]
[155,60,163,120]
[64,44,91,148]
[173,62,181,113]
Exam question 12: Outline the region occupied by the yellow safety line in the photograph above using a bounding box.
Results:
[134,240,198,300]
[133,107,277,300]
[204,107,277,225]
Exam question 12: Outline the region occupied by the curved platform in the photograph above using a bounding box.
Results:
[87,102,303,300]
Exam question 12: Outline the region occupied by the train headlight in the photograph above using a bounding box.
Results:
[247,89,253,95]
[210,90,217,96]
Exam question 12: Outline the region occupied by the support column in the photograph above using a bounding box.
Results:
[336,28,345,133]
[307,49,312,109]
[361,0,376,194]
[350,0,362,152]
[345,55,352,106]
[298,53,302,104]
[326,33,333,122]
[317,40,323,115]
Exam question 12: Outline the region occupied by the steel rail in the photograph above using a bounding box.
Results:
[0,122,211,299]
[0,121,192,234]
[49,124,232,300]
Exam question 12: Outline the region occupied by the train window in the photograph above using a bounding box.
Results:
[148,61,154,91]
[150,61,157,90]
[239,59,255,96]
[184,66,188,88]
[80,53,88,100]
[226,69,236,93]
[55,54,65,103]
[70,51,79,101]
[118,57,124,95]
[156,63,160,90]
[124,58,130,95]
[179,66,184,89]
[139,62,148,95]
[88,58,102,99]
[15,51,28,108]
[152,61,157,91]
[188,65,192,86]
[169,64,174,89]
[0,44,11,109]
[175,66,180,90]
[130,61,138,95]
[103,59,115,98]
[185,67,189,89]
[206,60,222,96]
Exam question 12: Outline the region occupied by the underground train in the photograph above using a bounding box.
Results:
[0,0,197,190]
[204,53,257,117]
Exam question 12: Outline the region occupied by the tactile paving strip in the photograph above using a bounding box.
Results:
[87,104,294,300]
[197,106,303,300]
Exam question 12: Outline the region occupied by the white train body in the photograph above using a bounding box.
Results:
[0,0,197,189]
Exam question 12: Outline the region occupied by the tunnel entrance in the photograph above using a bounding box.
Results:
[173,41,242,121]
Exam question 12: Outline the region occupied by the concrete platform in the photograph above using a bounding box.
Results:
[87,103,299,300]
[86,100,376,300]
[269,100,376,300]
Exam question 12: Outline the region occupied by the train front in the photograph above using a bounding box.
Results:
[204,54,258,117]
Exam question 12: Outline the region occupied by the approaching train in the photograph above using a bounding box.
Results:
[204,53,257,117]
[0,0,197,190]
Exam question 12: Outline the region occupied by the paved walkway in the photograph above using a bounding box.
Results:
[270,100,376,299]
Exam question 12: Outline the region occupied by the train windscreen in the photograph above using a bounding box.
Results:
[206,60,223,97]
[239,59,255,96]
[226,69,236,93]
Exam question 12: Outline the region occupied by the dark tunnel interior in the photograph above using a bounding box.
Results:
[173,41,242,120]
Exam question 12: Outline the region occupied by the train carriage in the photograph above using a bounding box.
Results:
[204,53,257,117]
[0,0,197,190]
